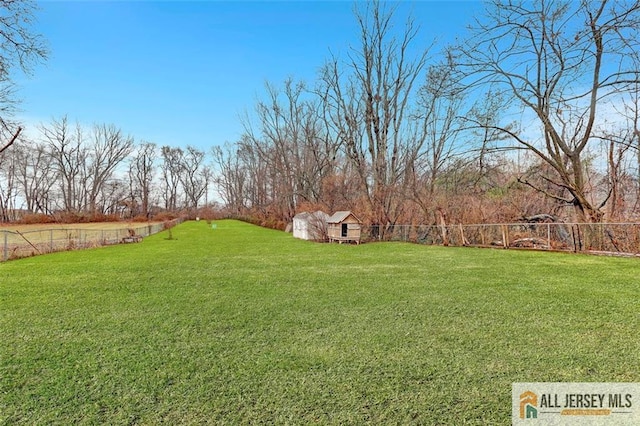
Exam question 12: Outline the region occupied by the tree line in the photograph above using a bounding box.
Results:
[2,0,640,231]
[215,0,640,232]
[0,116,214,221]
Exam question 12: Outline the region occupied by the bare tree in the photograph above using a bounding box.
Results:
[0,122,21,156]
[179,145,208,211]
[41,116,88,213]
[160,146,183,211]
[454,0,640,222]
[320,0,430,233]
[128,141,156,218]
[242,79,339,221]
[100,177,128,217]
[0,0,47,158]
[86,124,134,215]
[13,138,56,214]
[212,143,247,215]
[597,82,640,218]
[626,86,640,214]
[411,62,465,221]
[0,142,17,221]
[241,83,296,221]
[236,136,270,215]
[201,163,213,207]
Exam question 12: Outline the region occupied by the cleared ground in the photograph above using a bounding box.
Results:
[1,220,638,424]
[0,221,167,261]
[0,221,162,232]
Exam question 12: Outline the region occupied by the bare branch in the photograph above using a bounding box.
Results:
[0,126,21,155]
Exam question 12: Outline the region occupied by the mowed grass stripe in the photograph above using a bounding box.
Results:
[1,219,639,424]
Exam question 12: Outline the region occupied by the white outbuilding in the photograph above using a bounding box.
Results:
[292,211,329,241]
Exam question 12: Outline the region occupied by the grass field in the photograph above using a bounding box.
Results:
[1,220,639,424]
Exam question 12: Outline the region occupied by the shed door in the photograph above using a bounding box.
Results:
[341,223,348,237]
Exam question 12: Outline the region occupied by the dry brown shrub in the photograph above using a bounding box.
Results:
[154,211,179,222]
[17,214,56,225]
[131,215,151,223]
[295,201,329,215]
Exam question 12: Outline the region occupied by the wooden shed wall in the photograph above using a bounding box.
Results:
[328,215,361,242]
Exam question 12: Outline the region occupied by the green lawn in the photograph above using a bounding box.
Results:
[1,220,639,424]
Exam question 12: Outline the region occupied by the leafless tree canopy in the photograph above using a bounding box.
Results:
[128,142,157,218]
[453,0,640,222]
[5,1,640,228]
[211,0,640,228]
[320,1,430,233]
[0,0,47,155]
[179,145,210,211]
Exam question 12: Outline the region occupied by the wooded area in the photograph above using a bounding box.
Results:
[214,0,640,233]
[2,1,640,233]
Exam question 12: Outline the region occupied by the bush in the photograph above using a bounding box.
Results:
[17,214,56,225]
[51,212,121,224]
[153,211,179,222]
[131,215,152,223]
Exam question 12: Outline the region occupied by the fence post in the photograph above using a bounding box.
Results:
[50,229,53,253]
[573,224,582,252]
[547,223,551,250]
[3,231,7,262]
[501,224,508,248]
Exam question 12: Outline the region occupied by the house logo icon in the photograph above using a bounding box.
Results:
[520,390,538,419]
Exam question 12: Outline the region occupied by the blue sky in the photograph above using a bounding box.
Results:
[17,1,482,150]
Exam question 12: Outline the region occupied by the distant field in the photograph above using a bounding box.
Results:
[0,221,162,233]
[1,220,639,424]
[0,221,167,260]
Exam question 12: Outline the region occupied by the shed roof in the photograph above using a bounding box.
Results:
[327,210,360,224]
[294,210,329,221]
[313,210,330,220]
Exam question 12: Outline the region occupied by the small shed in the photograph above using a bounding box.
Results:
[292,211,329,241]
[327,211,362,244]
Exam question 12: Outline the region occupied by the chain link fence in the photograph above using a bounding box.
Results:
[361,223,640,256]
[1,219,183,262]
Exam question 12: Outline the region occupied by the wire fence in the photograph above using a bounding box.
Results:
[1,218,183,262]
[361,223,640,256]
[6,220,639,261]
